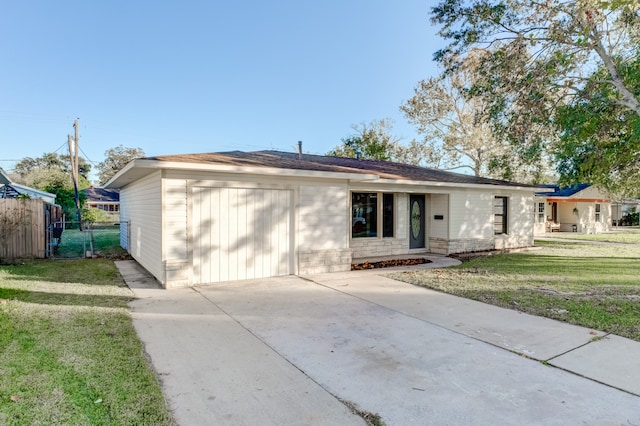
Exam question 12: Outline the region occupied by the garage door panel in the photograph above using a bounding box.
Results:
[192,187,293,284]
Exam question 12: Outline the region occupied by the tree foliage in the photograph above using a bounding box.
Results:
[555,56,640,197]
[14,152,91,180]
[13,165,88,222]
[402,52,505,177]
[81,206,111,224]
[327,119,401,161]
[19,168,90,193]
[97,145,145,184]
[432,0,639,113]
[430,0,640,192]
[34,172,87,221]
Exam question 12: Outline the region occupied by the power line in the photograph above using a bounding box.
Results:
[78,145,98,164]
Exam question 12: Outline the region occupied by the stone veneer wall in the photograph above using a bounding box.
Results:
[298,249,353,275]
[163,260,190,289]
[350,238,413,259]
[430,235,533,255]
[494,235,533,250]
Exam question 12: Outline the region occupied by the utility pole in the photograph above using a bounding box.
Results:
[68,119,82,230]
[73,119,79,187]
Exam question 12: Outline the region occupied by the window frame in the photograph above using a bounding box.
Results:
[494,196,508,235]
[351,192,395,239]
[537,202,545,224]
[595,203,601,222]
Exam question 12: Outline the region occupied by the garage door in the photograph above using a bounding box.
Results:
[192,187,294,284]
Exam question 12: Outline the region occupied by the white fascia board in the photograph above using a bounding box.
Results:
[370,178,537,193]
[105,158,379,188]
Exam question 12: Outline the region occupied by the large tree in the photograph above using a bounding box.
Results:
[430,0,640,191]
[97,145,145,184]
[402,52,506,177]
[327,119,401,161]
[555,56,640,197]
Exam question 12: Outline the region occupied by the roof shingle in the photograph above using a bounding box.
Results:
[146,150,531,187]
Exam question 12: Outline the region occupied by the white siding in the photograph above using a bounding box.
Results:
[575,202,612,233]
[429,194,449,239]
[163,178,188,259]
[572,185,607,200]
[450,190,494,239]
[298,184,348,250]
[396,193,408,240]
[504,192,535,247]
[119,171,163,281]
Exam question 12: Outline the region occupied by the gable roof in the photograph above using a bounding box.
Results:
[0,169,57,203]
[535,184,591,197]
[82,187,120,203]
[0,169,11,185]
[131,150,532,188]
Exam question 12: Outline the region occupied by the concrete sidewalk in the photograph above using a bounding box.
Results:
[116,260,640,425]
[308,270,640,397]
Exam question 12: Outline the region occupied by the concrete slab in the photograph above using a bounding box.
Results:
[124,278,364,425]
[199,277,640,425]
[115,260,162,289]
[308,273,605,361]
[117,259,640,425]
[550,334,640,396]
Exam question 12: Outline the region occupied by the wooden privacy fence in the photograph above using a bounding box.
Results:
[0,199,62,259]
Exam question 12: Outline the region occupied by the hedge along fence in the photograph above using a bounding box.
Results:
[0,198,47,259]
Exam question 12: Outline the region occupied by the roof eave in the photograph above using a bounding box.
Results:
[105,159,380,188]
[372,178,536,192]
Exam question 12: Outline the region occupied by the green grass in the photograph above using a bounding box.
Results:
[0,260,174,425]
[390,240,640,341]
[56,226,129,259]
[543,228,640,244]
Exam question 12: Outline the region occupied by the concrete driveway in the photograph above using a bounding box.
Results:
[118,261,640,425]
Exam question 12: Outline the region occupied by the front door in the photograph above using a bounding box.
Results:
[409,195,425,249]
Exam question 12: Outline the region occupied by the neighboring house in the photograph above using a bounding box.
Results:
[0,169,57,204]
[82,187,120,219]
[534,184,611,235]
[611,198,640,226]
[106,150,536,288]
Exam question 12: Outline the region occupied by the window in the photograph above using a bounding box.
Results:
[537,202,545,224]
[595,203,601,222]
[494,196,508,235]
[352,193,377,237]
[351,192,394,238]
[383,194,394,237]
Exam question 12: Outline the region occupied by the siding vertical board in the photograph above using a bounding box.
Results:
[192,187,293,284]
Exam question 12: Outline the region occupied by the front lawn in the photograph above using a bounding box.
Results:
[543,229,640,244]
[0,259,174,425]
[390,240,640,341]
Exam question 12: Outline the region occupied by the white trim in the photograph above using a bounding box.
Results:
[106,158,379,188]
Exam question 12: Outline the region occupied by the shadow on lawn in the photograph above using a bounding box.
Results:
[466,254,640,275]
[0,287,133,309]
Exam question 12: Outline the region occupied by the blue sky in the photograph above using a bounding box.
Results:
[0,1,443,181]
